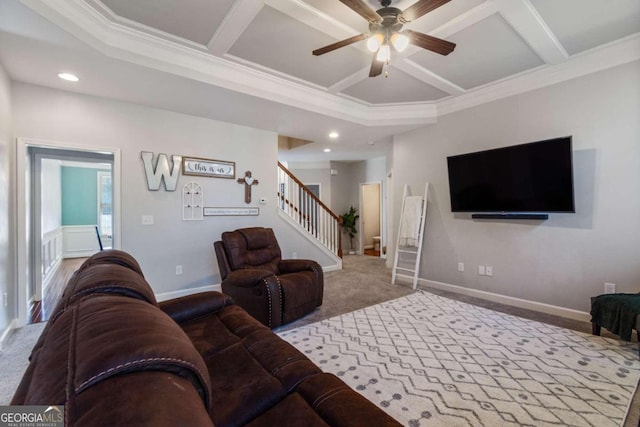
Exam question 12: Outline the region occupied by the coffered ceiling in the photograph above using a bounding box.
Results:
[0,0,638,161]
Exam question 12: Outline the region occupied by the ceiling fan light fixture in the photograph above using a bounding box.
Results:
[366,33,384,52]
[391,33,409,52]
[376,44,391,62]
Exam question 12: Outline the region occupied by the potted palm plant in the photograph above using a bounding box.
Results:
[341,206,359,255]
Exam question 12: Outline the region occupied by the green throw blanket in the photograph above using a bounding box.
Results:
[590,294,640,341]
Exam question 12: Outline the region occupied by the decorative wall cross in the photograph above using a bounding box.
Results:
[237,171,259,204]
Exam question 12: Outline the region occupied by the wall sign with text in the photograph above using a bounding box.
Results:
[204,207,259,216]
[182,156,235,179]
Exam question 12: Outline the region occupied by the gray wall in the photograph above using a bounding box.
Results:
[0,63,13,334]
[392,60,640,313]
[11,82,335,300]
[288,165,332,208]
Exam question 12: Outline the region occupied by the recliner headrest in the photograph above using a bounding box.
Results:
[239,227,274,250]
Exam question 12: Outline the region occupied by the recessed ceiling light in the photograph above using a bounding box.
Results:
[58,73,79,82]
[329,131,339,139]
[323,148,331,153]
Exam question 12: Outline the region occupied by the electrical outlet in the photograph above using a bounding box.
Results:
[292,252,298,259]
[142,215,154,225]
[485,266,493,276]
[3,292,7,308]
[478,265,485,275]
[458,262,464,272]
[176,265,183,275]
[604,282,616,294]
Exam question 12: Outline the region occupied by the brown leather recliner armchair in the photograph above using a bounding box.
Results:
[214,227,323,328]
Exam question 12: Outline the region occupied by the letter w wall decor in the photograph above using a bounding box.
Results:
[141,151,182,191]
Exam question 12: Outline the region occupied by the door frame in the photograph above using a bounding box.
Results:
[15,137,122,327]
[359,181,382,257]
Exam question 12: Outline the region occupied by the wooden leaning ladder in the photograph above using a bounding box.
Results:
[392,183,429,290]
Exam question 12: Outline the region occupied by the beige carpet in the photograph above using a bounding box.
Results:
[0,322,46,404]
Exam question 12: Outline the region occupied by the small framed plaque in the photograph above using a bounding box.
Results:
[204,207,259,216]
[182,156,235,179]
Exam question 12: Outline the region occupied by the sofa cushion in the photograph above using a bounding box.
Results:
[179,305,322,427]
[20,296,211,417]
[72,372,214,427]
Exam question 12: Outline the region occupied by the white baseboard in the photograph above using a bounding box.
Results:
[42,257,63,296]
[155,284,221,302]
[0,319,17,351]
[396,275,591,322]
[323,262,342,273]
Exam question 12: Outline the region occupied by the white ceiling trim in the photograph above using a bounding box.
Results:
[21,0,437,126]
[265,0,360,41]
[18,1,640,128]
[494,0,568,65]
[438,33,640,116]
[207,0,265,55]
[83,0,207,51]
[327,66,372,94]
[393,59,465,96]
[224,53,327,91]
[429,1,498,39]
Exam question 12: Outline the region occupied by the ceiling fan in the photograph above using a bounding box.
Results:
[312,0,456,77]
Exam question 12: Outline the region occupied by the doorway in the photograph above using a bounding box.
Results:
[16,138,121,327]
[360,182,381,257]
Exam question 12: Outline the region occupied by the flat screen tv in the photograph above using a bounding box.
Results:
[447,137,574,214]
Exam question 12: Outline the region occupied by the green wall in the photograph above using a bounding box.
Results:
[61,167,108,226]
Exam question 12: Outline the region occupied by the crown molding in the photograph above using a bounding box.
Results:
[21,0,439,127]
[19,1,640,128]
[437,33,640,117]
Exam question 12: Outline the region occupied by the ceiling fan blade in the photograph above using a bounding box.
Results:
[401,0,451,22]
[340,0,382,23]
[369,55,384,78]
[312,34,366,56]
[406,30,456,55]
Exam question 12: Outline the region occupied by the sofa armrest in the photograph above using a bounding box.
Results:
[223,269,276,288]
[159,291,233,324]
[221,271,283,328]
[279,259,324,304]
[278,259,321,274]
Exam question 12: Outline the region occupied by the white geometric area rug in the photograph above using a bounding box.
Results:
[278,291,640,427]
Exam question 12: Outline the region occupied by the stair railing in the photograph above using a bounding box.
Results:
[277,162,342,258]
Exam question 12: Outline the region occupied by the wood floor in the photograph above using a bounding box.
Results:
[363,248,380,257]
[29,257,87,324]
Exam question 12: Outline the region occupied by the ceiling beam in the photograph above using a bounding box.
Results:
[388,2,497,95]
[493,0,568,64]
[327,67,371,94]
[265,0,360,41]
[207,0,264,55]
[393,60,465,95]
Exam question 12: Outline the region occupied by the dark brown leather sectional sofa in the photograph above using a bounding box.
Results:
[12,250,400,426]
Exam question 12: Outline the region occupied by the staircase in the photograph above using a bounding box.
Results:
[277,162,342,259]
